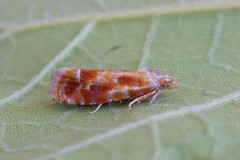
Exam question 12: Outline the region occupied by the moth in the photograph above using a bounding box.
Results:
[49,68,177,113]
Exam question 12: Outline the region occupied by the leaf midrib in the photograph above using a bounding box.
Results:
[1,1,240,38]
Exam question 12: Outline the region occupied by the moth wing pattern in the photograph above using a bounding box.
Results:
[50,68,156,105]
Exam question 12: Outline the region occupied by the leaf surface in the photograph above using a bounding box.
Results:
[0,1,240,160]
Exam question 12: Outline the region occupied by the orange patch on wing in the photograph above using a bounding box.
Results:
[51,69,74,101]
[80,88,91,104]
[64,80,79,97]
[80,69,99,85]
[159,79,166,88]
[89,83,112,93]
[63,69,75,78]
[73,93,80,105]
[117,75,145,87]
[62,70,80,97]
[112,92,124,101]
[128,89,141,98]
[96,92,108,104]
[140,87,154,94]
[55,70,72,91]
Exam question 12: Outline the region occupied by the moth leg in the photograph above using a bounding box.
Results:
[128,91,156,110]
[90,103,103,114]
[149,90,162,104]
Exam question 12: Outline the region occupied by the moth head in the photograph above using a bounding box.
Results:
[159,76,178,89]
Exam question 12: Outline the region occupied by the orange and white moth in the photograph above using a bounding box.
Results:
[49,68,177,113]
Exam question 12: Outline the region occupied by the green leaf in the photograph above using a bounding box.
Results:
[1,1,240,160]
[0,28,4,33]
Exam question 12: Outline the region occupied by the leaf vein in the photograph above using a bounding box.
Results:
[139,18,159,69]
[208,13,240,74]
[0,21,96,106]
[35,91,240,160]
